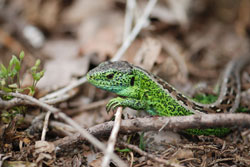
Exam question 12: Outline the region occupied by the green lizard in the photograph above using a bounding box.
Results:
[86,55,250,136]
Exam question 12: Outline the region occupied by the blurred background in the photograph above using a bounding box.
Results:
[0,0,249,93]
[0,0,250,166]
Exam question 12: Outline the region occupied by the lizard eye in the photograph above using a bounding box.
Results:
[130,76,135,86]
[106,74,114,79]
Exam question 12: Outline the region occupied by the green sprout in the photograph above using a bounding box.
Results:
[0,51,44,123]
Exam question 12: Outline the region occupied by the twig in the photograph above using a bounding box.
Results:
[50,121,76,136]
[187,63,217,79]
[25,113,46,135]
[123,0,136,42]
[39,77,87,102]
[209,158,235,166]
[0,154,11,167]
[0,91,128,167]
[92,113,250,133]
[112,0,158,61]
[160,37,188,80]
[0,97,32,109]
[102,107,123,167]
[119,141,183,167]
[24,115,76,136]
[52,113,250,155]
[41,111,51,141]
[159,119,169,132]
[129,151,134,167]
[65,98,110,116]
[43,88,78,105]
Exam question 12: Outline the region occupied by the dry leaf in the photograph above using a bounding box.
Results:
[134,37,162,71]
[73,110,106,128]
[89,156,103,167]
[78,11,123,60]
[35,141,55,154]
[38,39,90,90]
[24,0,61,29]
[171,149,194,159]
[3,161,36,167]
[61,0,112,25]
[144,131,181,152]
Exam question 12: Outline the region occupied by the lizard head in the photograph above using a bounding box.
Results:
[87,61,136,94]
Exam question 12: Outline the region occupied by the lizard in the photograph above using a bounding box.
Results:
[86,55,250,136]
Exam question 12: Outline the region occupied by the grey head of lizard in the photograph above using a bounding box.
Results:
[87,61,138,97]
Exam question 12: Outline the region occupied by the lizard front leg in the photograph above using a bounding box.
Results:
[106,97,147,112]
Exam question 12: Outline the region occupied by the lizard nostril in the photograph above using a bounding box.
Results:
[87,74,92,80]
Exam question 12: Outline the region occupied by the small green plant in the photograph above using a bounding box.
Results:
[193,93,249,113]
[0,51,44,96]
[0,51,44,123]
[139,132,145,151]
[116,148,131,153]
[0,51,24,93]
[193,93,218,104]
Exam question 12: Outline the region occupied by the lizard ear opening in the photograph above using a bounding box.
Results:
[130,76,135,86]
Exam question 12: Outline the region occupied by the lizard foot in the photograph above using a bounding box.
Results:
[106,97,126,112]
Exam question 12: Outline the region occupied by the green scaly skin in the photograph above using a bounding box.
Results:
[86,58,249,136]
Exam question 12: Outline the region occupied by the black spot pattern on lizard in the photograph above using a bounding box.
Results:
[226,106,232,112]
[232,89,237,96]
[220,99,229,105]
[176,93,188,106]
[148,74,212,114]
[155,78,175,94]
[209,106,219,110]
[191,103,208,113]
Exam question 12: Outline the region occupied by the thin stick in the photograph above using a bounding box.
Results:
[41,111,51,141]
[112,0,158,61]
[123,0,136,42]
[65,98,110,116]
[43,88,78,105]
[39,77,87,102]
[102,107,123,167]
[0,91,128,167]
[119,141,183,167]
[0,97,32,109]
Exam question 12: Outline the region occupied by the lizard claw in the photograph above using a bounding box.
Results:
[106,97,124,112]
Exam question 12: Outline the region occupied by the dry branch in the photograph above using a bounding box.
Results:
[0,91,128,167]
[119,141,183,167]
[102,107,123,167]
[53,113,250,155]
[0,97,32,109]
